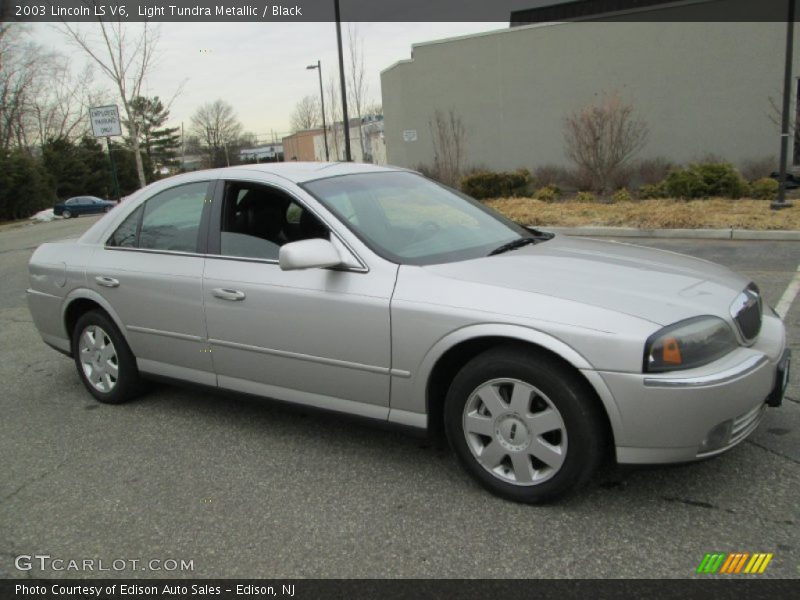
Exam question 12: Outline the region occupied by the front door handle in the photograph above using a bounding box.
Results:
[212,288,246,302]
[95,276,120,288]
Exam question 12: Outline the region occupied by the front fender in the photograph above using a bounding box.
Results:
[388,323,625,446]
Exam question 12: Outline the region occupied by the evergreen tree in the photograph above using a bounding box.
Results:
[129,96,181,180]
[0,149,55,220]
[42,137,91,200]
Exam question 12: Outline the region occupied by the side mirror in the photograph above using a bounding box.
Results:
[279,238,343,271]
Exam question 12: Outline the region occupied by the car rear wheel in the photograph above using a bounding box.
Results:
[444,345,606,503]
[62,209,72,219]
[72,310,144,404]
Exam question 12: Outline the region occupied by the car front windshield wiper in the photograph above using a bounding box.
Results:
[488,237,539,256]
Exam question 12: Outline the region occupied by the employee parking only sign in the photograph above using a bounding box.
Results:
[89,105,122,137]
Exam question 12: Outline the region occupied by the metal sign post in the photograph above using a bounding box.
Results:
[89,105,123,200]
[772,0,795,210]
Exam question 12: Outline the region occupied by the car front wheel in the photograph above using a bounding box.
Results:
[444,345,606,503]
[72,310,144,404]
[62,209,72,218]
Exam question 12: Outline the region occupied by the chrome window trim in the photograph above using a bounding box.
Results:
[102,244,369,274]
[104,246,206,259]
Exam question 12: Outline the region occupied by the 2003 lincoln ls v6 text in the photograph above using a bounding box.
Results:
[27,163,790,502]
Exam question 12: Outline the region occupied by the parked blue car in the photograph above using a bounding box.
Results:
[54,196,116,218]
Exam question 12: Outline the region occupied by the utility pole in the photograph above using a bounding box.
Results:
[307,60,330,160]
[772,0,796,209]
[106,137,121,200]
[334,0,352,161]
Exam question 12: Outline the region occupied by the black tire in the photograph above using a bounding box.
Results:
[444,345,607,503]
[62,209,72,219]
[71,309,144,404]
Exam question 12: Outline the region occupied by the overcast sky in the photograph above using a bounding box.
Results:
[27,21,505,143]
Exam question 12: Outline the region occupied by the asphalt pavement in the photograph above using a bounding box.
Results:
[1,216,798,579]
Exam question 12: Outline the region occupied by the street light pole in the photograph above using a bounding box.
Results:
[773,0,796,210]
[307,60,329,161]
[334,0,352,161]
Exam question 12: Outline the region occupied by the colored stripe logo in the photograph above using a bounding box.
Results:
[697,552,773,574]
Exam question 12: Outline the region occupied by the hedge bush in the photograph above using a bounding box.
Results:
[534,184,561,202]
[749,177,779,200]
[664,162,749,199]
[574,191,596,202]
[460,169,531,199]
[639,181,669,199]
[612,188,634,203]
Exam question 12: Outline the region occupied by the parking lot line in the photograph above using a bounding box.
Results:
[774,264,800,320]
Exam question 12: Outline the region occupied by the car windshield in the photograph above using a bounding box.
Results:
[302,171,534,265]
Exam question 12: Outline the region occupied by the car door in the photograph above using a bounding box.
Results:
[86,180,216,385]
[78,197,93,215]
[202,178,397,419]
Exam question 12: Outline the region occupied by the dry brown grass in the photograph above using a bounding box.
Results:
[485,197,800,230]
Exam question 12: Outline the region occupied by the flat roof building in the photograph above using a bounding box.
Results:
[381,0,797,175]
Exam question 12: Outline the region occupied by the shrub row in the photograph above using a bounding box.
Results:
[457,161,783,201]
[460,169,531,199]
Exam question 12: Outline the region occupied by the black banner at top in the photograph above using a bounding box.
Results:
[1,0,798,23]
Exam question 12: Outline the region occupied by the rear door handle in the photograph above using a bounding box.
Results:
[212,288,246,302]
[95,276,120,288]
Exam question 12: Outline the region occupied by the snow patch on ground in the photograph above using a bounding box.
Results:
[29,209,61,223]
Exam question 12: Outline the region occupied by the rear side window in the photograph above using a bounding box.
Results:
[106,182,210,252]
[107,206,142,248]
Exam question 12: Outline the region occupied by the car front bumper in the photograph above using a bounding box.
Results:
[597,314,788,464]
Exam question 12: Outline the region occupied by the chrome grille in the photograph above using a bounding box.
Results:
[730,284,762,342]
[729,403,766,447]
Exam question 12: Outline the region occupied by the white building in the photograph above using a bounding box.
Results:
[313,117,386,164]
[239,144,284,163]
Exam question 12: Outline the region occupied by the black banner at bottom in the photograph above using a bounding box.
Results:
[2,579,797,600]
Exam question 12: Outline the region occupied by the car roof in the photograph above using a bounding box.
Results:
[216,161,406,184]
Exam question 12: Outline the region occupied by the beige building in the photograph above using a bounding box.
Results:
[381,5,797,173]
[282,129,323,162]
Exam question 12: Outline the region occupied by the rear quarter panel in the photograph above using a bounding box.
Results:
[28,242,94,348]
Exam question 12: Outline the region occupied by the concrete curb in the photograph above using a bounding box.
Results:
[544,226,800,241]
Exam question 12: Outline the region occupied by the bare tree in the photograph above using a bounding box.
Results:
[0,25,42,150]
[428,108,467,187]
[60,19,160,188]
[30,62,104,147]
[325,74,342,161]
[363,102,383,117]
[190,99,242,167]
[346,23,368,160]
[290,94,319,132]
[563,92,649,193]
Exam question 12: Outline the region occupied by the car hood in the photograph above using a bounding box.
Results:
[422,235,750,326]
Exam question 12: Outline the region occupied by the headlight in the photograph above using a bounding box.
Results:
[644,316,738,373]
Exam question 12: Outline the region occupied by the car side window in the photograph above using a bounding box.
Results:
[106,182,209,252]
[219,183,329,260]
[107,205,142,248]
[139,182,208,252]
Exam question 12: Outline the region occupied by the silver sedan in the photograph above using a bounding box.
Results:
[27,163,790,502]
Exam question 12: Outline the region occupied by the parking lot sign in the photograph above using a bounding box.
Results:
[89,105,122,138]
[89,105,122,200]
